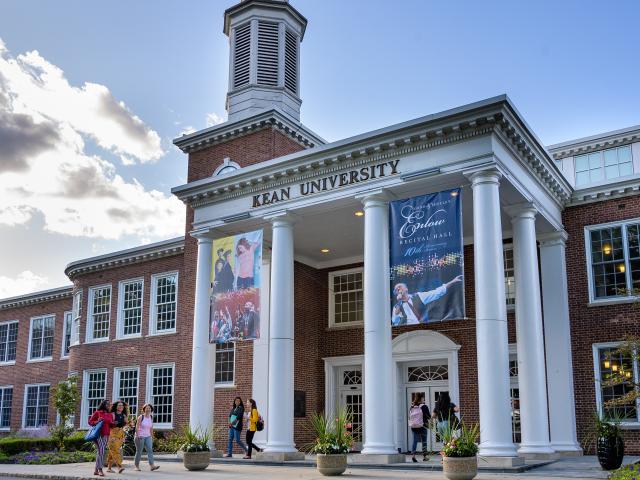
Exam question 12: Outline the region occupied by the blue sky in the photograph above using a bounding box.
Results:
[0,0,639,295]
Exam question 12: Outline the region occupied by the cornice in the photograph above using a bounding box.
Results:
[548,125,640,160]
[568,176,640,206]
[0,286,73,311]
[65,237,185,279]
[172,109,325,154]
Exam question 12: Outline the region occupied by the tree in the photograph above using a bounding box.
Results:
[50,376,80,449]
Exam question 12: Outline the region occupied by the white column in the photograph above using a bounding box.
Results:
[539,231,582,453]
[468,170,518,458]
[360,192,396,456]
[189,235,215,439]
[509,205,554,456]
[263,214,299,455]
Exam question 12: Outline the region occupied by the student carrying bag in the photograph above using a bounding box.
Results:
[84,419,104,442]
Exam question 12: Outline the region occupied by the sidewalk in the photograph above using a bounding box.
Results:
[0,456,633,480]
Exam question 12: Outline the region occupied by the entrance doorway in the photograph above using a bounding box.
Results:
[405,385,449,453]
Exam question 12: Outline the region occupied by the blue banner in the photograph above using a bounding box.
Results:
[389,189,464,325]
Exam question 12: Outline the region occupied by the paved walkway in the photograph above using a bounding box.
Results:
[0,456,634,480]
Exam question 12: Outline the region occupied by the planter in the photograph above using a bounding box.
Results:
[316,453,347,476]
[442,456,478,480]
[597,436,624,471]
[183,450,211,471]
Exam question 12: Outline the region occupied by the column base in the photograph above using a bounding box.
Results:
[517,443,556,460]
[551,443,583,457]
[478,456,525,468]
[350,453,406,464]
[255,451,305,462]
[518,451,559,460]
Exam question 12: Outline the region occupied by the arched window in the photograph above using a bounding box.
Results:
[213,158,241,177]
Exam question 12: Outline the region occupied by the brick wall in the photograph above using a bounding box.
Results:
[0,296,72,431]
[564,195,640,454]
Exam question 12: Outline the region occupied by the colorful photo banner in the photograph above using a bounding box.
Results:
[389,188,464,325]
[210,229,263,343]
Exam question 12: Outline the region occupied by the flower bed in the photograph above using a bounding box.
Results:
[0,450,95,465]
[608,463,640,479]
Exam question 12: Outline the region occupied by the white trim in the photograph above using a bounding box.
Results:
[328,267,364,329]
[0,320,18,364]
[116,278,144,340]
[214,342,236,388]
[81,368,108,429]
[27,314,55,362]
[71,290,82,346]
[149,272,179,336]
[145,362,175,429]
[213,158,241,177]
[0,384,13,431]
[112,366,140,415]
[21,383,50,429]
[61,311,72,359]
[86,284,112,343]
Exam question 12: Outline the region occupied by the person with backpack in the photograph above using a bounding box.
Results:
[134,404,160,471]
[432,392,460,437]
[243,398,263,459]
[88,399,116,477]
[408,394,431,463]
[225,397,248,457]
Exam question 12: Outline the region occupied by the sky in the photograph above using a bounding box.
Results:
[0,0,639,297]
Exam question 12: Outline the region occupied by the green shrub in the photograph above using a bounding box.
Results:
[63,431,93,452]
[608,463,640,479]
[0,437,56,455]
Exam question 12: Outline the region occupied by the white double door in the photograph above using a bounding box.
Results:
[405,385,449,453]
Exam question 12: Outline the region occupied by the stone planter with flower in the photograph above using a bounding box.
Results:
[439,420,479,480]
[309,408,353,476]
[180,425,211,471]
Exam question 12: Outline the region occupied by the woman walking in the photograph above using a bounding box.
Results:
[432,392,460,436]
[408,394,430,463]
[106,400,128,474]
[134,404,160,471]
[225,397,247,457]
[243,398,262,459]
[88,400,115,477]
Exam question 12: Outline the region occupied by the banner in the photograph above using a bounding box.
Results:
[389,189,464,325]
[210,229,263,343]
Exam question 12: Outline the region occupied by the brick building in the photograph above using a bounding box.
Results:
[2,0,640,464]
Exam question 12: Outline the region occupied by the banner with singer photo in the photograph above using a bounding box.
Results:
[389,188,464,325]
[210,229,263,343]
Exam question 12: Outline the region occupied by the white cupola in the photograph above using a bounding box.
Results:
[223,0,307,123]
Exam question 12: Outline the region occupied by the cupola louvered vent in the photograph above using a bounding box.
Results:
[233,23,251,89]
[284,30,298,94]
[257,21,279,87]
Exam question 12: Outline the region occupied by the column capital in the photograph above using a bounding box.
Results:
[190,230,214,244]
[538,230,569,247]
[505,202,538,221]
[356,189,391,208]
[265,211,298,227]
[464,168,502,187]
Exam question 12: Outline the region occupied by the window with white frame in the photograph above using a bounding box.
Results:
[118,279,143,338]
[82,369,106,427]
[575,145,633,186]
[503,246,515,307]
[0,386,12,429]
[87,286,111,342]
[114,367,139,415]
[29,315,54,361]
[61,312,72,358]
[329,268,363,327]
[150,273,178,334]
[23,384,49,428]
[508,348,520,444]
[147,364,174,428]
[586,220,640,300]
[215,343,235,385]
[0,321,18,364]
[71,290,82,346]
[593,343,638,422]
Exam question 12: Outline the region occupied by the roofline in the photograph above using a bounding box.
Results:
[223,0,308,39]
[65,236,185,279]
[548,124,640,151]
[0,285,73,310]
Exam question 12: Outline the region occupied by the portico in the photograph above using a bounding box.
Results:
[172,96,581,462]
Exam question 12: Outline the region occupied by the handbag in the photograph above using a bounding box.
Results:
[256,416,264,432]
[84,419,104,442]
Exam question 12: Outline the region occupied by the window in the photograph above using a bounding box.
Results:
[593,343,639,423]
[117,279,143,338]
[509,348,520,444]
[586,220,640,301]
[71,290,82,346]
[23,384,49,428]
[0,321,18,364]
[215,343,235,385]
[28,315,54,361]
[82,369,106,428]
[329,268,364,327]
[150,273,178,334]
[61,312,72,358]
[113,368,139,416]
[575,145,633,186]
[87,286,111,342]
[0,386,12,430]
[147,364,174,428]
[503,246,515,307]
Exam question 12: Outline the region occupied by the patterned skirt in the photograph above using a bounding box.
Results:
[106,427,125,466]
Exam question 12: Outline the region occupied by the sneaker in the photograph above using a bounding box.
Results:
[150,465,160,471]
[223,454,232,458]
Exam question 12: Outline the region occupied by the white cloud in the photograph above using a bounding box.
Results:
[0,39,185,241]
[206,112,224,127]
[0,270,50,298]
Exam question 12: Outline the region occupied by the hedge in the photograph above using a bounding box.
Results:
[0,433,93,455]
